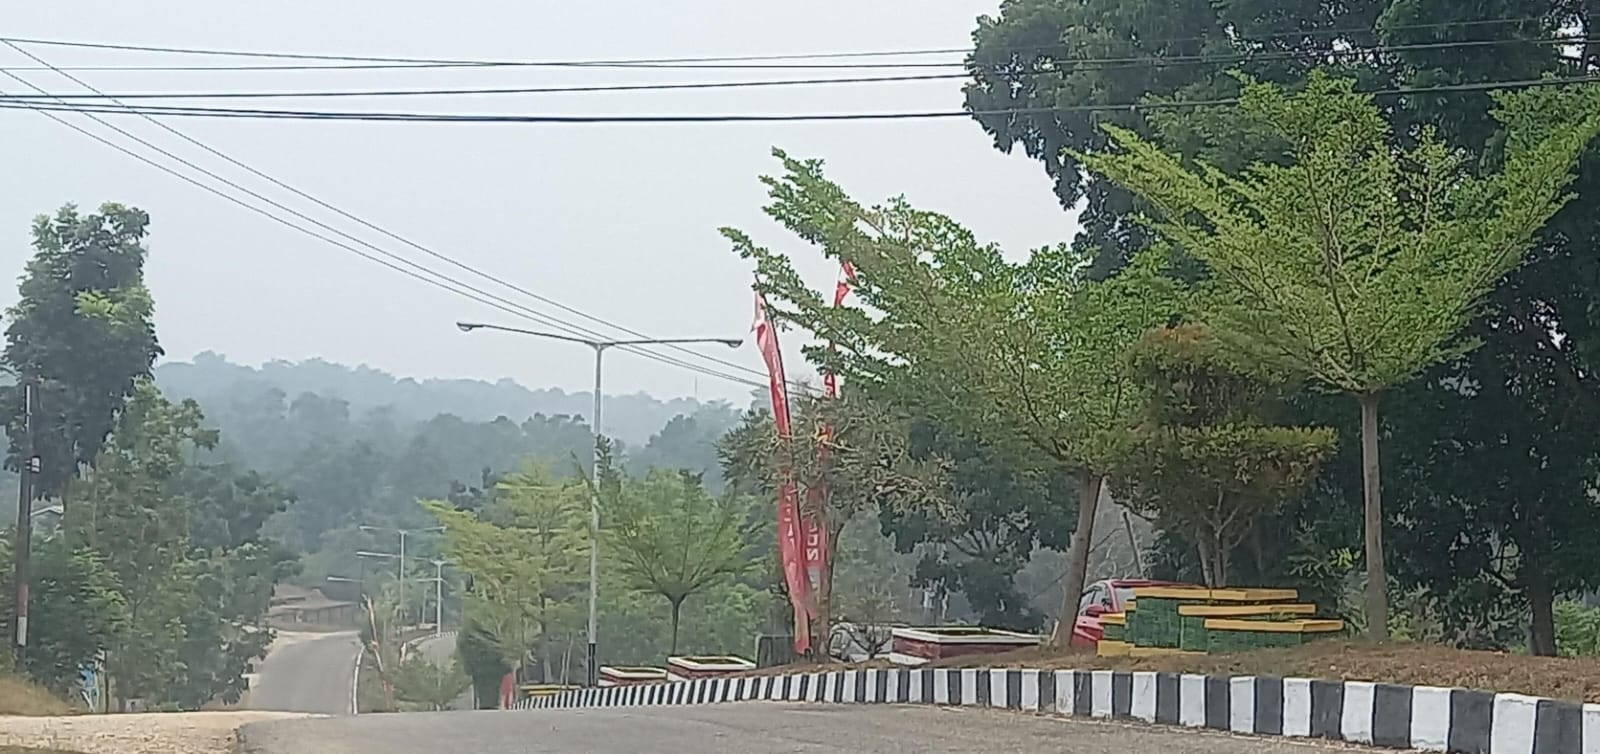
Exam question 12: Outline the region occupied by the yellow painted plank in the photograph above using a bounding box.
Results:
[1128,646,1207,658]
[1131,587,1213,600]
[1100,613,1127,626]
[1096,640,1131,657]
[1206,588,1300,602]
[1178,604,1317,617]
[1130,586,1300,602]
[1203,618,1344,634]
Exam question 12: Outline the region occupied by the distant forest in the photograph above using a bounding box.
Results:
[157,351,751,446]
[153,353,750,591]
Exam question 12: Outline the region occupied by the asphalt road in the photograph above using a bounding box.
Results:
[245,630,363,715]
[239,703,1383,753]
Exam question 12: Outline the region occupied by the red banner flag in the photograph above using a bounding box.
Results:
[804,261,857,621]
[753,291,812,654]
[821,262,856,399]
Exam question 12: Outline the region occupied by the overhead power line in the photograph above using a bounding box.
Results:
[0,48,774,391]
[0,16,1564,72]
[3,75,1597,125]
[0,72,971,100]
[1,34,1588,103]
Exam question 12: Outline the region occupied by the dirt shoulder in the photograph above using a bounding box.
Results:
[0,676,72,717]
[0,711,312,754]
[747,641,1600,703]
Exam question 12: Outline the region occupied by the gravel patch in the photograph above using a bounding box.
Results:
[0,711,314,754]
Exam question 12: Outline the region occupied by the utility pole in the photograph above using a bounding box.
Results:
[11,379,35,664]
[429,559,448,637]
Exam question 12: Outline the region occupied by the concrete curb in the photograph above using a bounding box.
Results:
[514,667,1600,753]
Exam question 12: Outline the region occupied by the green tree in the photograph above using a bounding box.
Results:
[719,392,945,649]
[424,466,585,681]
[600,467,751,655]
[878,420,1077,631]
[726,151,1183,643]
[456,617,511,708]
[391,655,470,711]
[3,203,163,499]
[0,535,125,697]
[1111,325,1336,587]
[68,381,215,705]
[1078,73,1600,637]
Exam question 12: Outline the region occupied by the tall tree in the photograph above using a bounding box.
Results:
[726,152,1183,643]
[68,381,215,705]
[4,203,163,499]
[1078,73,1600,636]
[600,468,751,654]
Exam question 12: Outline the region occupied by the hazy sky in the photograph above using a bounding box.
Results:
[1,1,1073,404]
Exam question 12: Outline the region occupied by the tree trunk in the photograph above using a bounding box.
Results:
[1359,392,1390,641]
[1052,472,1103,647]
[1250,524,1267,583]
[1195,536,1217,588]
[1528,572,1558,657]
[669,598,684,656]
[1214,534,1231,589]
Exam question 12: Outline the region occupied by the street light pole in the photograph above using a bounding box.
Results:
[430,559,448,637]
[588,344,602,686]
[456,321,742,686]
[361,525,443,629]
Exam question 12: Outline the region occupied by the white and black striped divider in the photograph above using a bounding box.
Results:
[513,668,1600,753]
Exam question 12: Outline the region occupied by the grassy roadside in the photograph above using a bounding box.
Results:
[746,640,1600,704]
[0,675,72,716]
[355,628,438,713]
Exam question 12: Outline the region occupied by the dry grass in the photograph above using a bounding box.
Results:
[0,747,87,754]
[747,640,1600,703]
[0,711,308,754]
[0,675,72,717]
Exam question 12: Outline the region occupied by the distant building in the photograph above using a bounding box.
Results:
[267,584,359,628]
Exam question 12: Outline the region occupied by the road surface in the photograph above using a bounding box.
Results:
[246,630,363,715]
[412,630,474,710]
[239,703,1384,753]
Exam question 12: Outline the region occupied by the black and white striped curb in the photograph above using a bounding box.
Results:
[515,667,1600,753]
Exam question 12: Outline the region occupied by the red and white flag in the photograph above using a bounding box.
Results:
[805,261,857,615]
[753,291,813,654]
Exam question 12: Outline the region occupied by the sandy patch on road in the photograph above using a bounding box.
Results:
[0,711,313,754]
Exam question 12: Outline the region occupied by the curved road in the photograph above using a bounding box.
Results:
[239,703,1384,753]
[246,630,363,715]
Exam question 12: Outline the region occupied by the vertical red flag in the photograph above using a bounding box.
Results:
[820,262,857,399]
[805,262,857,616]
[753,291,813,654]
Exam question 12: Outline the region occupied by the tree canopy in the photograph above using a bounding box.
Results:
[1079,72,1600,636]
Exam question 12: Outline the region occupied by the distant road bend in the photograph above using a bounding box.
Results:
[239,703,1390,753]
[246,630,362,716]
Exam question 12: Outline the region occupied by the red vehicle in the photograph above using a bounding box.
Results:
[1067,578,1193,647]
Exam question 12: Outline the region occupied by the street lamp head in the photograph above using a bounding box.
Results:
[718,338,744,349]
[455,322,481,333]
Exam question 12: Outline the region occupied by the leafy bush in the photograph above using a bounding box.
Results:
[1555,601,1600,657]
